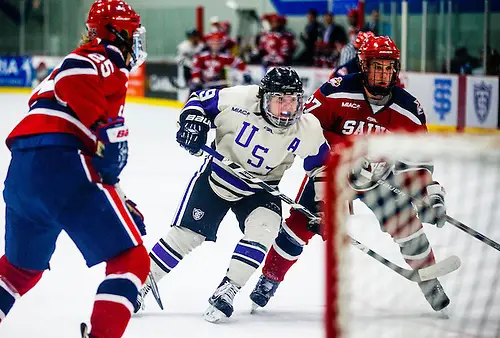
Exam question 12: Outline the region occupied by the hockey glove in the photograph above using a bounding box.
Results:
[243,73,252,85]
[307,201,325,236]
[176,110,211,156]
[92,117,129,185]
[418,181,447,228]
[126,199,146,236]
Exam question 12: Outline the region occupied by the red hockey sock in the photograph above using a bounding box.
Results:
[262,246,298,283]
[90,245,149,338]
[0,255,44,322]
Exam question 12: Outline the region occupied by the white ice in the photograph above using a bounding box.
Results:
[0,93,498,338]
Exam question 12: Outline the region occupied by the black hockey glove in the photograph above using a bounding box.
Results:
[176,110,211,156]
[306,201,324,236]
[92,117,128,185]
[418,181,447,228]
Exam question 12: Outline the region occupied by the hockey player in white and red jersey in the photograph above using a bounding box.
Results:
[0,1,149,337]
[134,67,330,323]
[250,36,451,313]
[190,31,251,93]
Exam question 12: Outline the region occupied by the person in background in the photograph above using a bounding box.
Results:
[313,40,336,68]
[296,9,324,66]
[258,14,297,67]
[362,9,380,35]
[322,12,347,47]
[176,29,205,85]
[347,8,359,45]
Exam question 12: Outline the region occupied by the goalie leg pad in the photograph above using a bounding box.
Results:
[226,207,281,287]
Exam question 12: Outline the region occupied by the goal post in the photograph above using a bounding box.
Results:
[324,133,500,338]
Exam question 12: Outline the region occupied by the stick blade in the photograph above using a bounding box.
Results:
[418,255,461,281]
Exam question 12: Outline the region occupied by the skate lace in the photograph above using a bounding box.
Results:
[217,282,239,302]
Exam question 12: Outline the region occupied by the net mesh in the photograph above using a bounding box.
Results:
[324,134,500,338]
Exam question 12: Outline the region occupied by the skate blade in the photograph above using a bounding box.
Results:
[80,322,89,338]
[203,305,227,323]
[250,302,260,314]
[437,307,450,319]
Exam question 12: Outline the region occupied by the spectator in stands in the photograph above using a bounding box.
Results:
[347,9,359,44]
[322,12,347,46]
[442,47,480,74]
[257,14,297,67]
[362,9,380,35]
[313,41,336,68]
[296,9,324,66]
[176,29,204,84]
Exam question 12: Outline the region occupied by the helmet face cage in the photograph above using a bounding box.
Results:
[259,67,304,128]
[86,1,147,69]
[263,92,304,128]
[360,57,400,96]
[358,36,401,96]
[130,26,147,69]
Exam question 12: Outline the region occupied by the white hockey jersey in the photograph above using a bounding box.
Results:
[181,85,330,201]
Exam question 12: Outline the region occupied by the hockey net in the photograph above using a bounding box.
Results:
[324,133,500,338]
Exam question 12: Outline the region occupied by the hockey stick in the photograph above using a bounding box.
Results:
[375,178,500,252]
[115,184,165,309]
[201,145,459,282]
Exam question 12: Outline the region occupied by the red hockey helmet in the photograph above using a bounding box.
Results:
[358,35,401,95]
[86,0,139,42]
[86,0,147,68]
[353,31,375,50]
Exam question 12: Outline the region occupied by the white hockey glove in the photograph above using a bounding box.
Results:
[418,181,447,228]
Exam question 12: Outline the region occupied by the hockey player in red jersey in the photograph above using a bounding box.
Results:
[189,31,251,93]
[0,1,149,337]
[250,35,450,313]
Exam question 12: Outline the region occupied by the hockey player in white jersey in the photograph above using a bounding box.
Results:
[135,67,330,322]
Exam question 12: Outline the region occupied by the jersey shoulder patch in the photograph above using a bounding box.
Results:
[319,73,364,98]
[391,86,427,125]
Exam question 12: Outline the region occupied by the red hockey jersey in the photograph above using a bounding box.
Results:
[258,30,296,66]
[305,73,426,147]
[191,51,246,85]
[7,39,130,154]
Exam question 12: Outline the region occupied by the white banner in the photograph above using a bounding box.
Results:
[402,72,459,127]
[465,76,499,129]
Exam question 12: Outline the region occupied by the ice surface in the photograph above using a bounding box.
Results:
[0,93,498,338]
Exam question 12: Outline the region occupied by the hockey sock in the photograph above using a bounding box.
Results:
[227,239,268,287]
[262,233,303,282]
[394,227,436,270]
[0,255,43,322]
[149,226,205,282]
[90,245,149,338]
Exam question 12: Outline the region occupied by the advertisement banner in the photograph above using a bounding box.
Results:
[0,56,33,87]
[128,64,145,98]
[145,62,178,100]
[403,72,459,127]
[465,76,499,129]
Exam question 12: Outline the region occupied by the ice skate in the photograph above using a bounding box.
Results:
[134,280,152,313]
[418,278,450,311]
[249,274,280,312]
[203,277,240,323]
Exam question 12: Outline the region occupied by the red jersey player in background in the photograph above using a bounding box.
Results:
[257,14,297,67]
[250,36,450,313]
[189,31,251,93]
[0,1,150,337]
